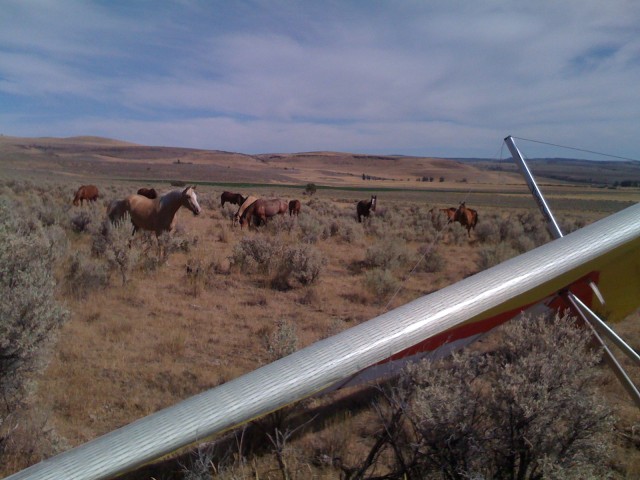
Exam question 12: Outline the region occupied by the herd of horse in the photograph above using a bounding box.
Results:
[72,185,478,240]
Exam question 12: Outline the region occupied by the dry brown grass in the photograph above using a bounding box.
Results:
[1,144,640,478]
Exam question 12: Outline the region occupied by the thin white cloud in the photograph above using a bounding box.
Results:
[1,1,639,159]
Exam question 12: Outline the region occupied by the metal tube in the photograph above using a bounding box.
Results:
[569,293,640,366]
[504,135,564,238]
[566,294,640,408]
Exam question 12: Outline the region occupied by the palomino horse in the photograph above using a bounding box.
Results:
[73,185,100,206]
[289,199,301,216]
[234,195,258,227]
[240,198,288,228]
[137,187,158,199]
[123,186,201,236]
[356,195,377,223]
[221,191,246,207]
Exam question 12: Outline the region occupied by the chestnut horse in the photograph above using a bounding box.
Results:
[73,185,100,206]
[137,187,158,199]
[454,202,478,237]
[240,198,288,228]
[429,207,457,223]
[122,186,201,236]
[430,203,478,237]
[221,191,246,207]
[356,195,377,223]
[289,199,301,216]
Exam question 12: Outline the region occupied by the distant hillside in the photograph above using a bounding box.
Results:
[454,157,640,186]
[0,135,521,187]
[2,135,639,187]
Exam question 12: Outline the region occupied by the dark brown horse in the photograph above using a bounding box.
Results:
[240,198,288,228]
[122,186,201,236]
[221,191,246,207]
[137,187,158,199]
[73,185,100,206]
[107,199,127,224]
[289,199,301,216]
[356,195,377,223]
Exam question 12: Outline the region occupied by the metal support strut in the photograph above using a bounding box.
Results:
[504,135,640,408]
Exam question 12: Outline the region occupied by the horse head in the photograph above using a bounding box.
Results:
[371,195,377,211]
[182,186,202,216]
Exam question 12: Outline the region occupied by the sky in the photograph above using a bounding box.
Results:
[1,0,640,160]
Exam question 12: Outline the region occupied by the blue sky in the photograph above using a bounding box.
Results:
[1,1,639,159]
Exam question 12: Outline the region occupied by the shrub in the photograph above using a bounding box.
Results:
[304,183,317,196]
[185,257,205,297]
[92,215,139,285]
[449,222,469,245]
[263,319,299,363]
[512,233,536,254]
[415,245,445,273]
[477,243,518,270]
[499,215,525,242]
[69,211,92,232]
[364,268,399,300]
[32,192,69,228]
[0,198,69,457]
[64,252,110,299]
[355,313,614,480]
[161,225,198,257]
[230,236,281,274]
[363,215,391,238]
[475,217,501,243]
[297,212,328,244]
[271,244,326,289]
[265,214,296,235]
[364,238,409,271]
[43,224,69,263]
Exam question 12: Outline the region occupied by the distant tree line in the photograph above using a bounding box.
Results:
[361,173,393,181]
[615,180,640,187]
[416,176,445,182]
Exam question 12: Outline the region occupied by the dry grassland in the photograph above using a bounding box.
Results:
[1,136,639,478]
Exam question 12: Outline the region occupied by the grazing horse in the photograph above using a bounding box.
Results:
[356,195,377,223]
[234,195,258,227]
[124,186,201,236]
[221,191,246,207]
[137,187,158,199]
[289,199,301,216]
[454,202,478,237]
[73,185,100,206]
[240,198,288,228]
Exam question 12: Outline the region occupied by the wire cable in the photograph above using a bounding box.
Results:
[512,136,639,162]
